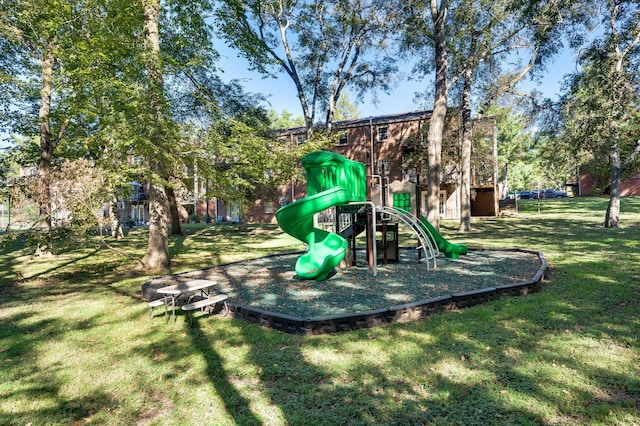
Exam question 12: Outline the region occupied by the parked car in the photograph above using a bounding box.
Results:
[533,189,569,199]
[516,190,536,199]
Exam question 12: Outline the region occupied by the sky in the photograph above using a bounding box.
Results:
[215,42,579,120]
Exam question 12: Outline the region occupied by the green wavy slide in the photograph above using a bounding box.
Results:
[418,215,468,259]
[275,151,366,281]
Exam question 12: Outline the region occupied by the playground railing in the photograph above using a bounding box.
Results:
[377,206,439,270]
[315,206,354,236]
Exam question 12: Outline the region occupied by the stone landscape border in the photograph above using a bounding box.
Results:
[219,247,548,335]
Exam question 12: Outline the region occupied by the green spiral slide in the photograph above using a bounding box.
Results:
[276,151,367,281]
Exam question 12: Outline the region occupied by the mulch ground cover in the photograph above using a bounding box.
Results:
[148,248,543,319]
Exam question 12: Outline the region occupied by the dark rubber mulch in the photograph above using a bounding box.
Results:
[147,248,543,319]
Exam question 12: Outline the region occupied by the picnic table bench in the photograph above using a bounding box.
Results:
[148,297,168,320]
[181,293,229,327]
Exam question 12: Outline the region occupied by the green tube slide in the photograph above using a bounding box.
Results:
[276,187,351,280]
[275,151,367,281]
[418,215,468,259]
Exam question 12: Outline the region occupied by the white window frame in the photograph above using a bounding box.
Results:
[378,125,388,142]
[439,190,446,217]
[336,132,348,146]
[265,200,275,214]
[296,135,306,145]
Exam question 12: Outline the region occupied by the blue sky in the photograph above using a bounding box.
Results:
[216,42,579,119]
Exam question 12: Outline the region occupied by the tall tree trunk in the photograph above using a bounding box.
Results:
[425,0,449,229]
[37,49,55,230]
[604,143,621,228]
[141,0,170,269]
[458,67,473,232]
[238,209,248,232]
[166,184,182,235]
[145,177,170,266]
[110,193,125,239]
[604,37,629,229]
[501,162,509,199]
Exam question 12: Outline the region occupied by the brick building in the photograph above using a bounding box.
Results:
[246,110,498,223]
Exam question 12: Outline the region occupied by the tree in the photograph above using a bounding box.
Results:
[167,62,293,229]
[268,109,306,129]
[561,0,640,227]
[0,0,88,230]
[138,0,174,268]
[404,0,573,230]
[333,93,362,122]
[485,105,536,193]
[216,0,396,133]
[50,159,111,233]
[424,0,449,229]
[1,0,235,266]
[1,0,149,250]
[95,0,218,268]
[266,93,359,130]
[400,0,449,228]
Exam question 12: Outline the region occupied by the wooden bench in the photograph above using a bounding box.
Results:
[181,294,229,327]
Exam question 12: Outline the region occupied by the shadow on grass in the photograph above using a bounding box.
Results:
[186,320,264,424]
[140,201,638,423]
[167,224,299,272]
[221,312,553,424]
[0,311,119,424]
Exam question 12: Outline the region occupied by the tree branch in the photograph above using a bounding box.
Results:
[99,238,148,271]
[623,138,640,167]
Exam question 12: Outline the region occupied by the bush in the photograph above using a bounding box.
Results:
[14,227,76,255]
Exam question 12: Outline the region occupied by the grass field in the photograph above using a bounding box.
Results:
[1,197,639,425]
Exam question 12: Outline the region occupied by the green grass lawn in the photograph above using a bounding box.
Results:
[1,198,639,425]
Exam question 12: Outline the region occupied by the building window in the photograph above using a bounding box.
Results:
[439,190,446,217]
[336,132,348,146]
[265,200,275,214]
[405,168,417,183]
[296,135,306,144]
[378,126,388,141]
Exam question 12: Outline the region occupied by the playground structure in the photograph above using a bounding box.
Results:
[144,153,548,334]
[275,151,467,281]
